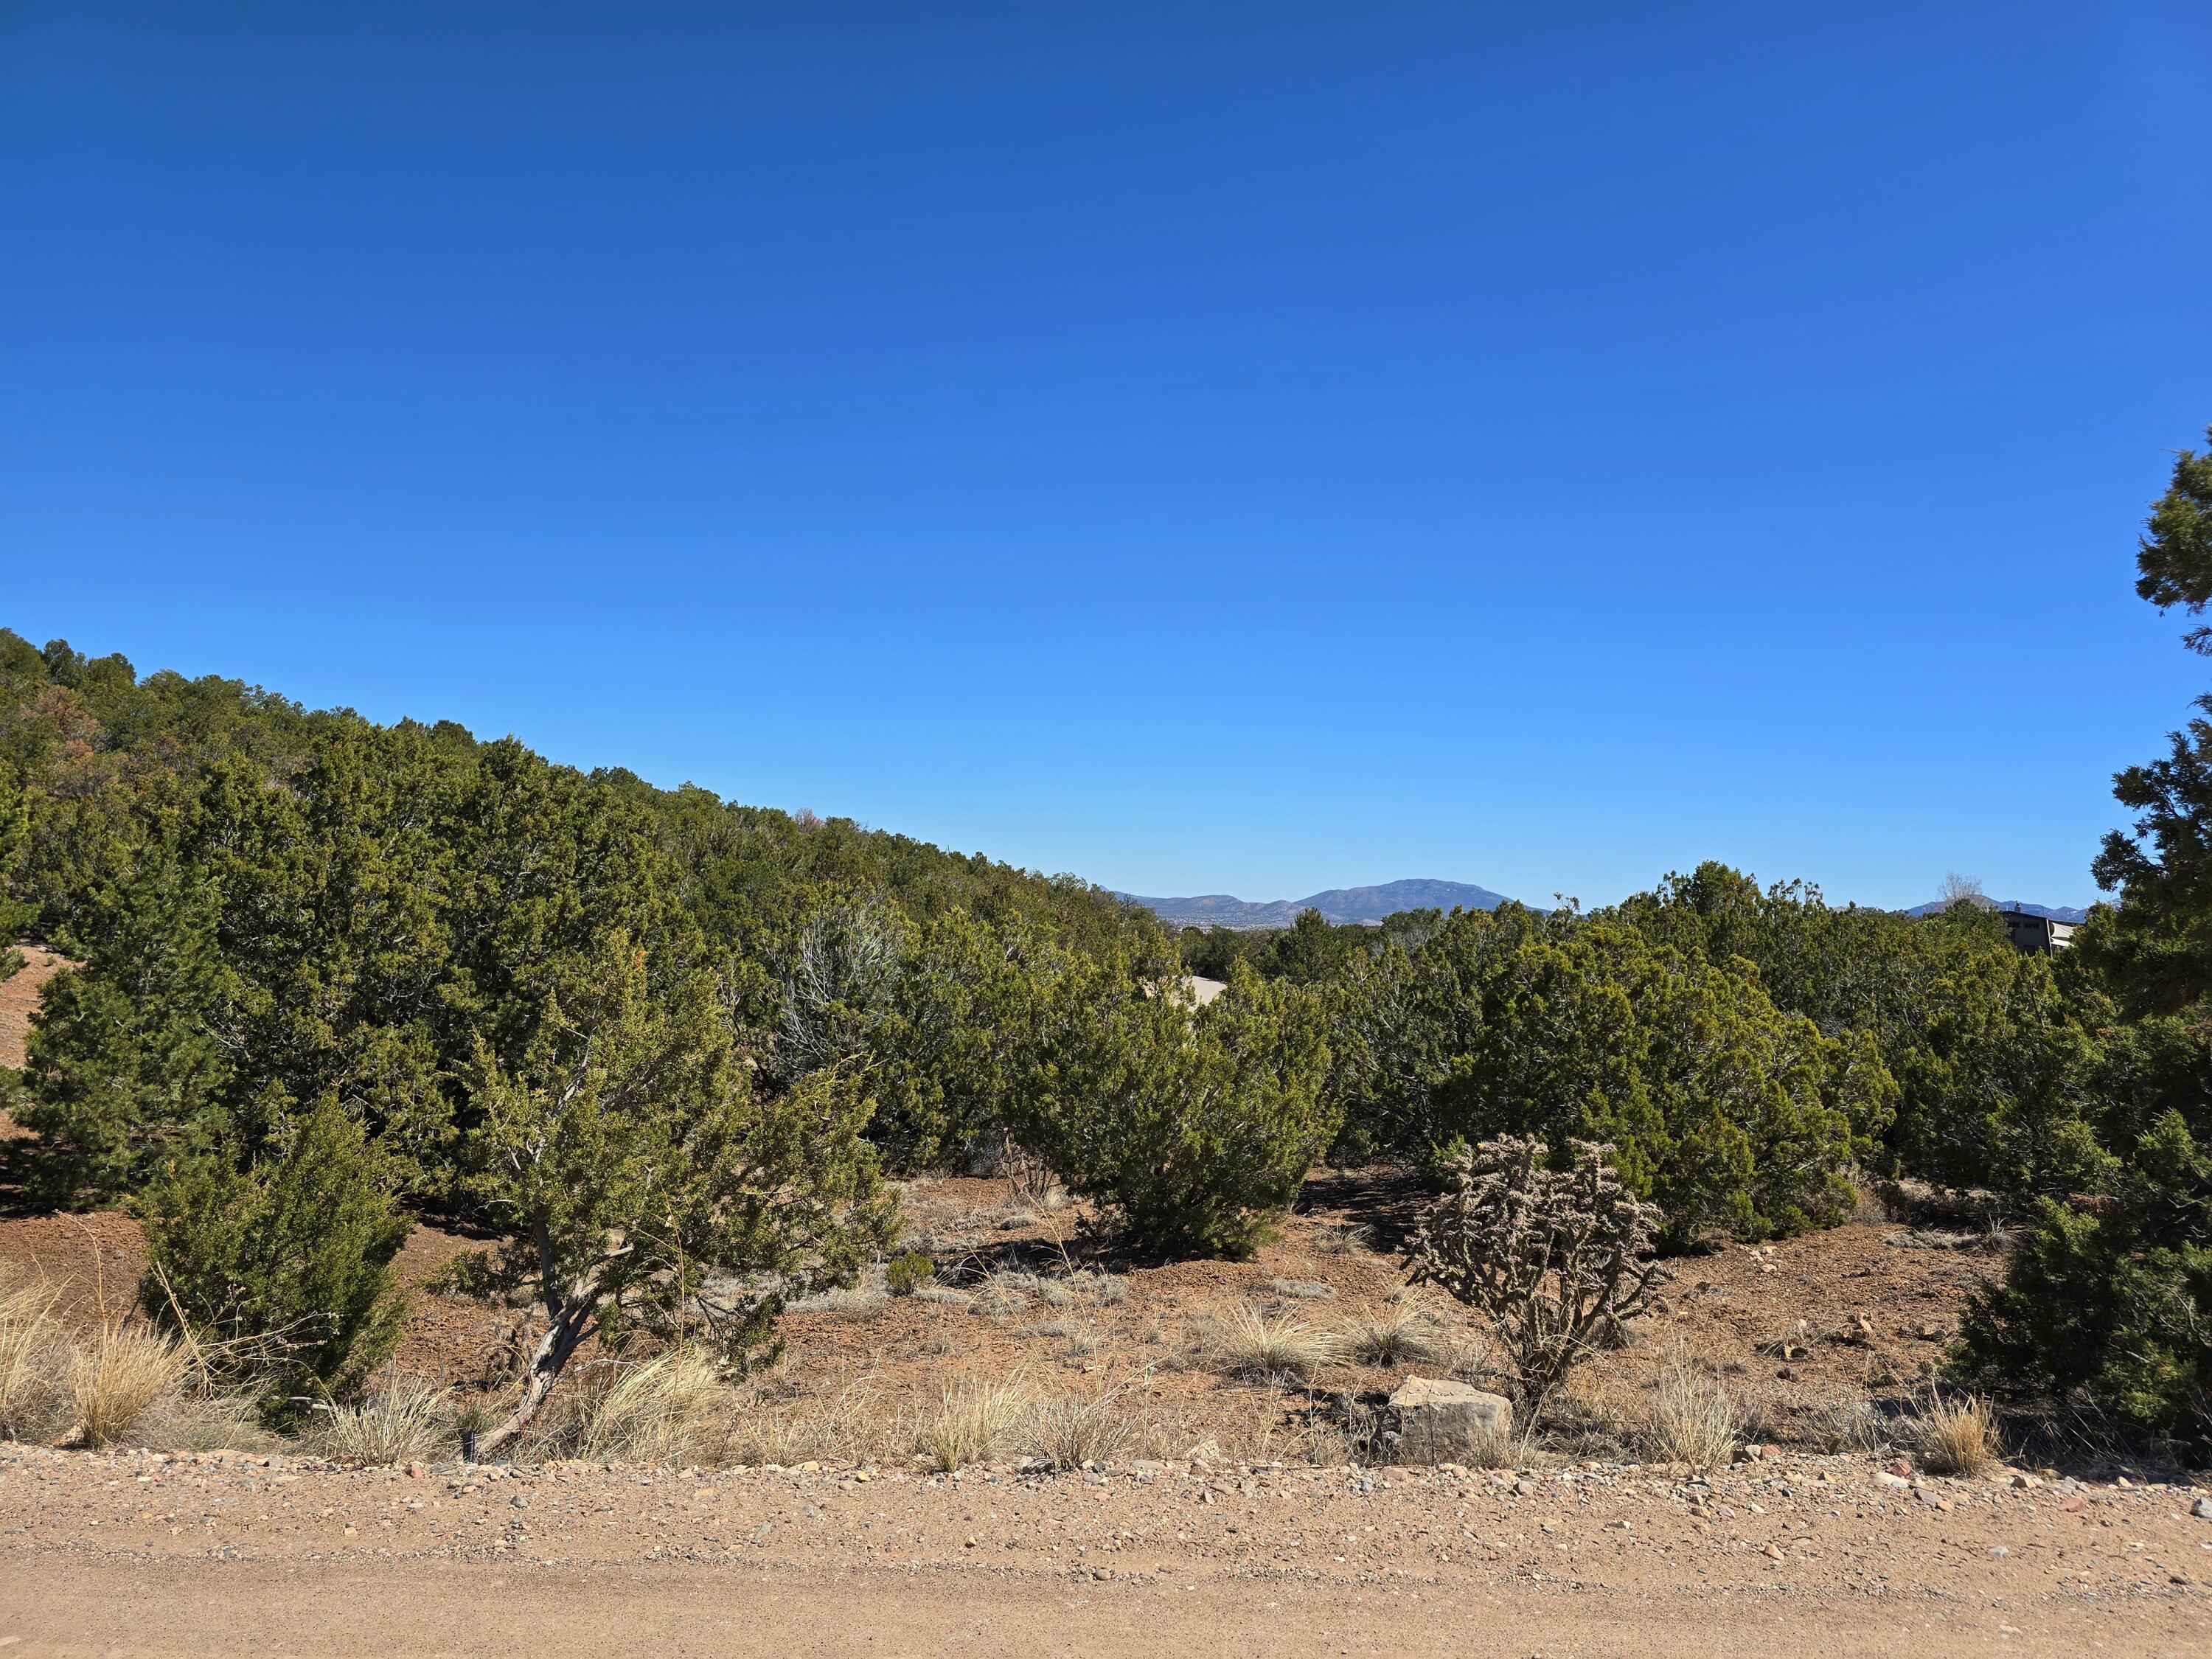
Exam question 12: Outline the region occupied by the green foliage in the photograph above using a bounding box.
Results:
[2129,423,2212,655]
[1956,431,2212,1451]
[857,908,1061,1166]
[1959,1074,2210,1448]
[451,933,897,1450]
[139,1096,411,1408]
[886,1251,935,1295]
[1015,959,1338,1258]
[16,818,234,1203]
[1330,905,1882,1244]
[1175,908,1419,987]
[1616,861,2103,1199]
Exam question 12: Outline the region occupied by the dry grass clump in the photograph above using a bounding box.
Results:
[1339,1304,1444,1368]
[971,1276,1031,1318]
[313,1374,452,1466]
[1003,1148,1064,1211]
[133,1390,273,1455]
[1806,1389,1893,1455]
[1458,1422,1539,1469]
[785,1283,890,1318]
[1197,1306,1340,1385]
[1315,1220,1376,1256]
[1642,1349,1744,1469]
[561,1348,733,1466]
[1023,1386,1135,1468]
[3,1270,262,1453]
[0,1273,70,1443]
[69,1324,189,1449]
[1914,1394,1999,1476]
[728,1380,886,1467]
[1067,1270,1130,1306]
[917,1375,1030,1472]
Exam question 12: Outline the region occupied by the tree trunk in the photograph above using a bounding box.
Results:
[473,1298,592,1456]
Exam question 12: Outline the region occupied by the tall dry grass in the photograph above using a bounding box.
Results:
[0,1272,69,1443]
[728,1380,888,1467]
[313,1373,453,1466]
[69,1324,189,1449]
[917,1375,1030,1471]
[1642,1348,1744,1469]
[517,1347,739,1466]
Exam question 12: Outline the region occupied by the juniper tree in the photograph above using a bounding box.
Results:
[1012,957,1336,1259]
[449,932,896,1453]
[139,1095,411,1408]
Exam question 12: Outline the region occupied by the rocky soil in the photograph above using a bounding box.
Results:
[2,1438,2208,1655]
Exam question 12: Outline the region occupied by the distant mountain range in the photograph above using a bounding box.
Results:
[1119,878,1517,931]
[1905,900,2090,925]
[1122,880,2093,931]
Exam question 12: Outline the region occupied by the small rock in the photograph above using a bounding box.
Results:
[2191,1497,2212,1520]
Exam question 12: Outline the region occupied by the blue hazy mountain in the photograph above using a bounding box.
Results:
[1119,878,1517,931]
[1905,899,2090,924]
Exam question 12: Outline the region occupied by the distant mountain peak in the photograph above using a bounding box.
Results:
[1905,898,2090,924]
[1119,878,1515,930]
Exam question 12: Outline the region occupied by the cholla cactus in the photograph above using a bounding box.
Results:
[1409,1135,1667,1422]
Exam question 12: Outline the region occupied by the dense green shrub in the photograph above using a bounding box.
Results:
[139,1096,411,1408]
[1015,959,1336,1258]
[16,821,235,1204]
[1957,1013,2210,1448]
[1616,861,2104,1198]
[1329,905,1885,1244]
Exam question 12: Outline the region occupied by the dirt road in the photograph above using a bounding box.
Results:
[3,1442,2205,1657]
[4,1551,2200,1659]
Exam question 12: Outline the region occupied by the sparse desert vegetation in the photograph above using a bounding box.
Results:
[4,438,2212,1646]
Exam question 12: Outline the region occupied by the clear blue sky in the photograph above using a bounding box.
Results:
[5,3,2208,911]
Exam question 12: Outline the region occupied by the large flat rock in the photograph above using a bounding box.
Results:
[1388,1377,1512,1462]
